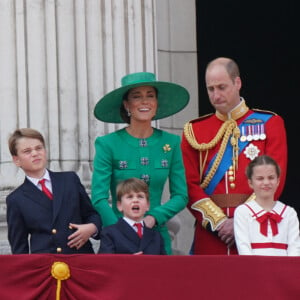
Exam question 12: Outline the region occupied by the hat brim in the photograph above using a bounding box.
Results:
[94,81,190,123]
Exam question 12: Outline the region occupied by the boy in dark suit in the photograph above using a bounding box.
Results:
[6,128,102,254]
[99,177,166,254]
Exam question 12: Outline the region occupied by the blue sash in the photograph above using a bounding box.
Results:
[204,112,272,195]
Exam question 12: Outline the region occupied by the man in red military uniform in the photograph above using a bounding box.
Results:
[181,57,287,255]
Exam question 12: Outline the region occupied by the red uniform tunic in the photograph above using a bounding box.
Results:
[181,106,287,255]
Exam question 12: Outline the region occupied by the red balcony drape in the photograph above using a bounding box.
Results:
[0,254,299,300]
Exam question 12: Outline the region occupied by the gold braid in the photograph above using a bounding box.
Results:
[183,119,240,189]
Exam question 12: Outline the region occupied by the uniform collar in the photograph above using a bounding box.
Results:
[215,98,249,121]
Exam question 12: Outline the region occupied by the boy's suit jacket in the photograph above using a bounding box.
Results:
[6,170,102,254]
[98,218,166,254]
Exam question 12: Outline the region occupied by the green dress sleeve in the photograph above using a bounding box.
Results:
[146,133,188,225]
[91,136,118,227]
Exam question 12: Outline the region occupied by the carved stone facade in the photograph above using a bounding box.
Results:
[0,0,197,254]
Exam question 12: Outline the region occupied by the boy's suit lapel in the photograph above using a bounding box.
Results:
[49,171,64,222]
[139,227,155,251]
[22,178,51,210]
[117,218,141,244]
[116,219,156,252]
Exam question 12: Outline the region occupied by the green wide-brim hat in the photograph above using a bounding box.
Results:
[94,72,190,123]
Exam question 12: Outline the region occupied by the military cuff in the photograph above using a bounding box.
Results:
[191,198,227,231]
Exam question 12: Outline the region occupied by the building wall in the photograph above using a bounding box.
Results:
[156,0,197,254]
[0,0,197,254]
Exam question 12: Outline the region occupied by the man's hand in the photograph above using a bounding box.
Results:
[217,218,235,248]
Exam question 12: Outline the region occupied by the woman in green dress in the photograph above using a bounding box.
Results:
[92,72,190,254]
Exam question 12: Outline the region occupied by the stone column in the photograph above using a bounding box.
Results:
[0,0,161,254]
[0,0,198,255]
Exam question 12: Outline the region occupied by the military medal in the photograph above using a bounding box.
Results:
[260,133,266,140]
[240,126,247,142]
[246,126,253,141]
[243,118,267,142]
[253,125,260,141]
[259,123,266,140]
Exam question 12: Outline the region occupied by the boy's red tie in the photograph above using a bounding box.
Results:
[39,179,53,200]
[134,223,143,238]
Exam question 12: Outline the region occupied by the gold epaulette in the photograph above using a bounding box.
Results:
[191,198,227,231]
[186,113,214,124]
[252,108,277,116]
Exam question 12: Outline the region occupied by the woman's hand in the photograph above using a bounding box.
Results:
[143,215,156,228]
